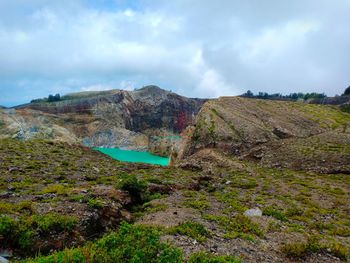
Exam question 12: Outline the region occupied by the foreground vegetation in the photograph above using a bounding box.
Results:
[23,222,241,263]
[0,138,349,262]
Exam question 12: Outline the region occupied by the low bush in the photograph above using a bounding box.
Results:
[203,214,263,240]
[87,198,104,209]
[168,221,210,242]
[33,213,77,233]
[188,251,241,263]
[120,175,148,203]
[263,206,288,222]
[0,215,34,250]
[281,235,348,261]
[25,222,183,263]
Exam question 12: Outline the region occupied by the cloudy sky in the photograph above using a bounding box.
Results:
[0,0,349,106]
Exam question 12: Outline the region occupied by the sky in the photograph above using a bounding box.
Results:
[0,0,349,106]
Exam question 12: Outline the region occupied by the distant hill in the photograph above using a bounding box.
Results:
[1,85,207,155]
[177,96,350,174]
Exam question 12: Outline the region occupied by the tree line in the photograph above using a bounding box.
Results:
[31,94,61,103]
[241,86,350,101]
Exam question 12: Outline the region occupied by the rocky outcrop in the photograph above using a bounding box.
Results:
[177,97,350,173]
[0,86,206,151]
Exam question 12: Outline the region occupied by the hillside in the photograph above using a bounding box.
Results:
[177,97,350,174]
[0,94,350,262]
[0,139,349,262]
[0,86,206,154]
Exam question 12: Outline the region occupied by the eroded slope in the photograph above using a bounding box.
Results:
[178,97,350,173]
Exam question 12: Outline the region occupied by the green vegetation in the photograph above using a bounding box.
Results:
[241,90,326,101]
[188,252,241,263]
[41,184,68,195]
[281,236,348,261]
[342,86,350,96]
[168,222,210,242]
[24,222,183,263]
[1,136,349,261]
[0,213,77,252]
[183,191,211,211]
[33,213,77,233]
[340,104,350,113]
[203,214,263,241]
[263,206,288,222]
[31,93,61,103]
[87,198,105,209]
[24,222,241,263]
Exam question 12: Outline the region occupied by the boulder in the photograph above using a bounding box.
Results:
[244,208,262,217]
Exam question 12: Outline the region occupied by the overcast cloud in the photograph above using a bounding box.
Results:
[0,0,349,106]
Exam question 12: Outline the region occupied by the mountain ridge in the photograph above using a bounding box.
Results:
[0,86,207,155]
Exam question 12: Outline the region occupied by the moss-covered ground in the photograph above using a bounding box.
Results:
[0,138,349,262]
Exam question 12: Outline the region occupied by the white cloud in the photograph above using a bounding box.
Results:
[80,84,113,92]
[0,0,349,106]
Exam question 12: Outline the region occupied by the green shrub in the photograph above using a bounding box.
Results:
[87,198,104,209]
[188,251,241,263]
[0,215,16,236]
[33,213,77,233]
[0,215,34,250]
[168,222,210,242]
[41,184,68,195]
[183,192,210,211]
[232,178,258,189]
[281,236,348,261]
[204,214,263,240]
[26,222,183,263]
[120,175,148,203]
[340,104,350,113]
[263,206,288,222]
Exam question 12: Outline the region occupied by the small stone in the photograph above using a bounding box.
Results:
[225,181,232,185]
[244,208,262,217]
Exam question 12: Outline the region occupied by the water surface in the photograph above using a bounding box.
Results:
[94,148,169,166]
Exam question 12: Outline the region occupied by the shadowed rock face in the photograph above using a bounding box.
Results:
[177,97,350,173]
[0,86,206,151]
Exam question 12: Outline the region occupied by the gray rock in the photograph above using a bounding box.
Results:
[0,256,9,263]
[244,208,262,217]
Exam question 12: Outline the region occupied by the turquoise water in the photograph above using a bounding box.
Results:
[94,148,170,166]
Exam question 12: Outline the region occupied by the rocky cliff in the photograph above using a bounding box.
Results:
[0,86,206,152]
[177,97,350,173]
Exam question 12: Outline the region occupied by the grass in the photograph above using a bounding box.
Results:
[203,214,263,241]
[168,222,210,242]
[183,191,211,211]
[87,198,104,209]
[33,213,78,233]
[263,206,288,222]
[0,215,34,250]
[24,222,241,263]
[281,236,348,261]
[188,252,241,263]
[24,222,183,263]
[41,184,69,195]
[1,138,349,261]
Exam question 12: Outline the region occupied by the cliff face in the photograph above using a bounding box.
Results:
[0,86,206,151]
[177,97,350,173]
